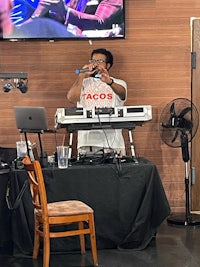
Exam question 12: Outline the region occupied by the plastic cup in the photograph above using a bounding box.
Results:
[16,141,27,158]
[56,146,69,169]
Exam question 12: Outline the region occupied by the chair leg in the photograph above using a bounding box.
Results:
[88,214,98,266]
[33,217,40,259]
[43,225,50,267]
[78,221,85,254]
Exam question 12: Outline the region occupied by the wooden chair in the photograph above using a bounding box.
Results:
[22,156,98,267]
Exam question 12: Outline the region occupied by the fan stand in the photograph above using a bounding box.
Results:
[167,132,200,226]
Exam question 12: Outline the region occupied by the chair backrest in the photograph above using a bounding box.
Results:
[22,156,48,217]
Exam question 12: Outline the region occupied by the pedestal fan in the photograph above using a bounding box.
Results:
[159,97,200,226]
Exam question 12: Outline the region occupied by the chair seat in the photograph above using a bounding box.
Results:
[35,200,94,217]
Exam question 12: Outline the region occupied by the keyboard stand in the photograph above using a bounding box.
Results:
[68,132,73,159]
[66,126,138,162]
[128,129,138,163]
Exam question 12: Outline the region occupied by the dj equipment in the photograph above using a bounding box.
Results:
[55,105,152,159]
[55,105,152,130]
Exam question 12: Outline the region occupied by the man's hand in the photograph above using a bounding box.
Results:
[95,66,111,84]
[78,63,98,78]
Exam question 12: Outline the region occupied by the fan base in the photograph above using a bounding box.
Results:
[167,213,200,226]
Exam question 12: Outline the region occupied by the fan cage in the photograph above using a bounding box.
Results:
[159,98,199,148]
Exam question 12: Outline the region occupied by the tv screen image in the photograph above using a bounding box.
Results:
[4,0,125,40]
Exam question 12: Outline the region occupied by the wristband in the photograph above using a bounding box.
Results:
[107,78,114,86]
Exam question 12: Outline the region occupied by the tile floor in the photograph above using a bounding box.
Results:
[0,219,200,267]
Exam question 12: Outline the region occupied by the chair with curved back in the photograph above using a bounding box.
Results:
[22,156,98,267]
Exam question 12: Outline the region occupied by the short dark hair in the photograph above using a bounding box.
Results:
[91,48,113,68]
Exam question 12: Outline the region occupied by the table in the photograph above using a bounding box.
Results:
[0,147,17,248]
[0,172,12,247]
[9,158,170,257]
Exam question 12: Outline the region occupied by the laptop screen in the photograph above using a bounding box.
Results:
[14,106,48,132]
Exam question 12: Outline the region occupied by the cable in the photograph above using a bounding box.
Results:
[96,107,117,151]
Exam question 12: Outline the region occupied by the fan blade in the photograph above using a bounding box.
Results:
[168,102,179,127]
[171,129,179,143]
[178,106,191,118]
[170,102,176,116]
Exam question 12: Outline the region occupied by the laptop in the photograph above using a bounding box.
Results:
[14,106,48,133]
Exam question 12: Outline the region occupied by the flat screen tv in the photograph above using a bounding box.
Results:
[3,0,125,40]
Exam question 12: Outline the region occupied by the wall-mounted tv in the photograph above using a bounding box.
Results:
[3,0,125,40]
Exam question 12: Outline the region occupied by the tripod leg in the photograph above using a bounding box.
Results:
[38,133,43,157]
[68,132,73,159]
[128,129,138,163]
[128,129,135,157]
[24,132,30,158]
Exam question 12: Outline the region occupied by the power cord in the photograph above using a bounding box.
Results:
[96,107,116,151]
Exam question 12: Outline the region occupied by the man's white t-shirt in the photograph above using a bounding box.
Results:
[77,76,127,154]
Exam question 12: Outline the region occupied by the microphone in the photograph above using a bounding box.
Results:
[75,67,96,74]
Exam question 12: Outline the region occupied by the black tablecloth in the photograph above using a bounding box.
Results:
[0,147,17,247]
[0,172,12,247]
[9,158,170,257]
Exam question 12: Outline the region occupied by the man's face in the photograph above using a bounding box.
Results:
[90,53,108,69]
[89,53,111,77]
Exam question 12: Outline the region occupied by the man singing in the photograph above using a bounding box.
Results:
[67,48,127,155]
